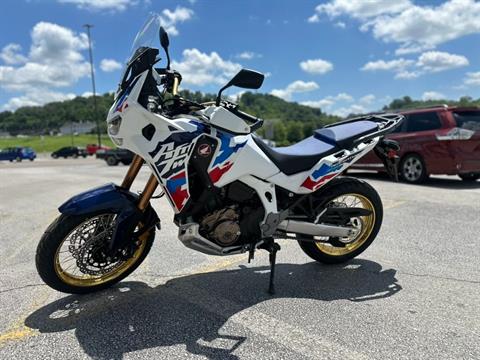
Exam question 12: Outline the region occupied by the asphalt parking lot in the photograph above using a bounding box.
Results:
[0,157,479,359]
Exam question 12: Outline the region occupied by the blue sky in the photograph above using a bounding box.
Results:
[1,0,480,116]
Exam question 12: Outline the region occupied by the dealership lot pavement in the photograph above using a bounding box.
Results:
[0,158,479,359]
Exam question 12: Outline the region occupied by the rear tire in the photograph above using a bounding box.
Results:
[297,178,383,264]
[36,212,155,294]
[400,154,428,184]
[459,173,480,182]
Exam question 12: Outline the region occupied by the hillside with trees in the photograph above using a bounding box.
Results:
[1,91,479,146]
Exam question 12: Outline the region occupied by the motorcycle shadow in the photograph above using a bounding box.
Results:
[25,259,401,359]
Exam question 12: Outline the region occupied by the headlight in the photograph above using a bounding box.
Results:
[107,116,122,136]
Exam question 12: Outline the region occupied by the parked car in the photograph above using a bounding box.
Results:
[0,147,36,162]
[353,105,480,183]
[96,148,134,166]
[51,146,88,159]
[86,143,111,156]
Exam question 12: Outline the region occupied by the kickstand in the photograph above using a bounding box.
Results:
[263,240,281,295]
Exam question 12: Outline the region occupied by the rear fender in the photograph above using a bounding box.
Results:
[59,183,158,253]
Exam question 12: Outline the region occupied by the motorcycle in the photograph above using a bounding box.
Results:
[36,14,403,294]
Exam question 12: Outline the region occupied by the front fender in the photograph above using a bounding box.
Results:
[59,183,138,215]
[59,183,158,253]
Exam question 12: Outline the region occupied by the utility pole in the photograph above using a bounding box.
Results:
[83,24,101,146]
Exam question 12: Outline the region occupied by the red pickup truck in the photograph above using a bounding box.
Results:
[86,144,111,156]
[353,105,480,183]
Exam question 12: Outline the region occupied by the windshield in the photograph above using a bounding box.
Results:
[129,13,161,64]
[115,13,162,99]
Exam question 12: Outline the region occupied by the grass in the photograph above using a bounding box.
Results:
[0,134,114,153]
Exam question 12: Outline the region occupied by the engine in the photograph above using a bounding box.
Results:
[197,181,265,247]
[200,206,241,246]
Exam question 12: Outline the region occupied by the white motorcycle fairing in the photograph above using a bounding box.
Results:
[107,70,392,245]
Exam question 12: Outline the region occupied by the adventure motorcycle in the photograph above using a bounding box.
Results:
[36,14,403,294]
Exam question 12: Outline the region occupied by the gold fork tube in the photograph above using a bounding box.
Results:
[137,174,159,211]
[120,155,144,190]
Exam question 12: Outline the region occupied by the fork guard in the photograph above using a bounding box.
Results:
[58,183,159,254]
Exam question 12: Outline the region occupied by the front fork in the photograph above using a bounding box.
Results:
[121,154,159,211]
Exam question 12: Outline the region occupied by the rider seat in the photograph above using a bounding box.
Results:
[253,120,378,175]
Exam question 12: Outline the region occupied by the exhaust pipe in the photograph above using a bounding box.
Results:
[277,220,356,238]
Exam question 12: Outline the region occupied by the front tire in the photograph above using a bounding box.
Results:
[36,212,155,294]
[298,178,383,264]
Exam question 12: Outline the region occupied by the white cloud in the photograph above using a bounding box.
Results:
[0,44,27,65]
[314,0,411,20]
[394,70,421,79]
[422,91,445,101]
[159,7,194,36]
[172,48,242,86]
[100,59,122,72]
[57,0,136,12]
[307,14,320,23]
[464,71,480,86]
[302,98,335,109]
[271,80,319,100]
[302,92,379,117]
[359,94,375,104]
[2,90,76,111]
[334,21,346,29]
[311,0,480,54]
[0,22,91,110]
[301,93,354,109]
[331,104,367,117]
[300,59,333,75]
[416,51,469,73]
[361,58,414,72]
[361,51,469,79]
[236,51,262,60]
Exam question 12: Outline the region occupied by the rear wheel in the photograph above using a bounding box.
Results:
[400,154,428,184]
[36,212,155,294]
[297,178,383,264]
[459,173,480,182]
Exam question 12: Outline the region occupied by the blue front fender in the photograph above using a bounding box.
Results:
[59,183,137,216]
[59,183,158,252]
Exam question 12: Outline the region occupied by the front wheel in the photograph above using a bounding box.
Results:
[298,178,383,264]
[36,212,155,294]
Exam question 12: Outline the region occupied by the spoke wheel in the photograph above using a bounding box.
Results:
[314,194,375,256]
[36,211,155,294]
[297,177,383,264]
[53,214,147,287]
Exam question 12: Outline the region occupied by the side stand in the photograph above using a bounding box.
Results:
[260,239,281,295]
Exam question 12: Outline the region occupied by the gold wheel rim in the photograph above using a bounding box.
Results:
[315,193,375,256]
[54,214,149,287]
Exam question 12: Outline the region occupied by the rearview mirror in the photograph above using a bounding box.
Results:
[159,26,171,69]
[216,69,264,105]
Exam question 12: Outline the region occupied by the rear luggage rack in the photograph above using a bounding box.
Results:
[324,113,404,147]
